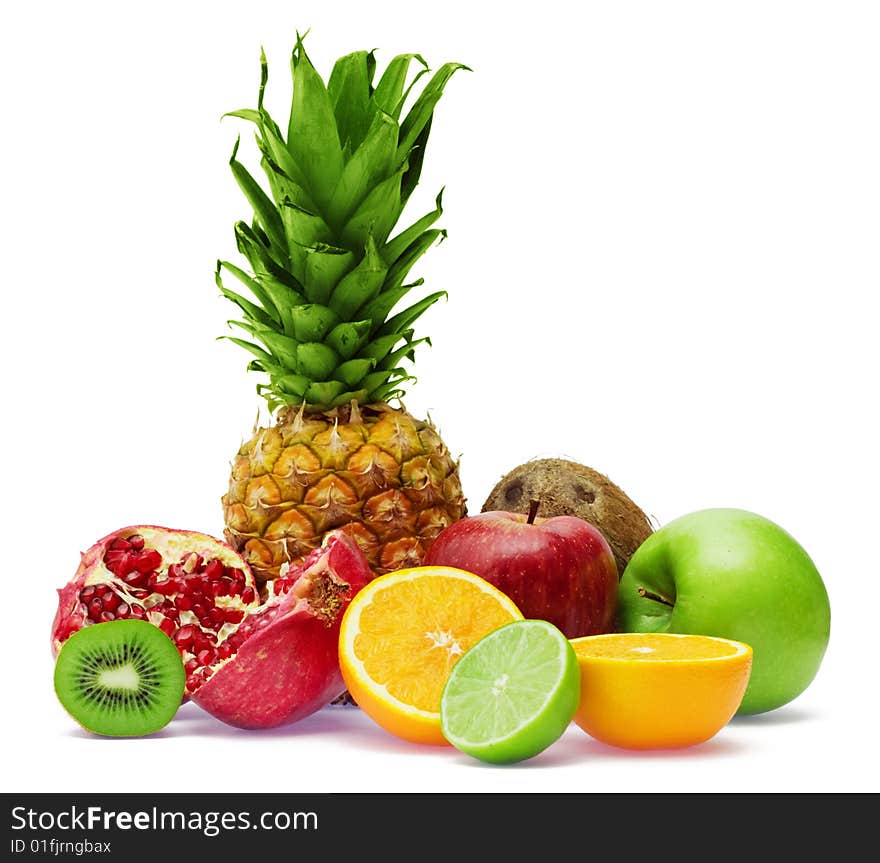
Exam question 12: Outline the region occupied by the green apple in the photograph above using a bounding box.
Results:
[618,508,830,714]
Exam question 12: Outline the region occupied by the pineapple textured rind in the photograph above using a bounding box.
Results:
[223,403,466,582]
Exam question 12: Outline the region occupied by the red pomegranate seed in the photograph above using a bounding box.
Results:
[116,603,131,618]
[185,674,200,692]
[174,624,195,645]
[203,559,224,581]
[99,611,116,622]
[88,599,103,620]
[114,556,136,578]
[130,605,146,618]
[101,592,120,612]
[197,648,216,666]
[158,618,175,637]
[147,572,165,589]
[217,643,234,659]
[175,595,193,612]
[223,609,245,625]
[184,658,199,673]
[109,538,131,552]
[128,534,145,551]
[226,631,246,650]
[193,632,213,653]
[182,553,202,574]
[135,549,162,573]
[210,580,229,597]
[123,570,148,589]
[191,604,206,619]
[241,587,256,604]
[80,585,96,600]
[209,608,225,628]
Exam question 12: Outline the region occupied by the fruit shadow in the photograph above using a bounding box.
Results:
[448,729,750,770]
[728,706,815,727]
[159,702,462,756]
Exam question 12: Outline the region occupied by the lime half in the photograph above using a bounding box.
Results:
[440,619,580,764]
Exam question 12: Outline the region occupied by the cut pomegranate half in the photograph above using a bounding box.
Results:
[191,531,373,728]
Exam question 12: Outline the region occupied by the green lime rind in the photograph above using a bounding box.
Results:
[54,620,185,737]
[440,619,580,764]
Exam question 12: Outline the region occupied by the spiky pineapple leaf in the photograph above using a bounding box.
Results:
[326,320,371,360]
[305,380,346,405]
[303,244,354,304]
[326,110,398,231]
[379,336,431,370]
[288,35,344,211]
[383,229,445,295]
[383,188,444,265]
[397,62,469,168]
[378,290,447,337]
[296,342,339,379]
[215,278,277,330]
[360,279,424,330]
[229,138,286,255]
[359,329,413,363]
[329,236,387,319]
[221,336,273,364]
[234,220,288,274]
[274,374,310,398]
[216,260,281,324]
[335,357,376,387]
[256,331,300,368]
[327,50,376,153]
[373,53,428,117]
[341,167,404,250]
[291,303,340,342]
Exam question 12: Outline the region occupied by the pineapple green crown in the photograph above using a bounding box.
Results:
[216,34,468,411]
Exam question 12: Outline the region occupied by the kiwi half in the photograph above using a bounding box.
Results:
[54,619,185,737]
[482,458,654,577]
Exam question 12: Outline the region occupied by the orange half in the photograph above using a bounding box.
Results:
[339,566,523,744]
[570,632,752,750]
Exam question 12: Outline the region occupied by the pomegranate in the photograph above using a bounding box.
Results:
[52,526,374,728]
[191,532,372,728]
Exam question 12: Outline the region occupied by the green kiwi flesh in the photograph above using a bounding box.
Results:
[54,619,185,737]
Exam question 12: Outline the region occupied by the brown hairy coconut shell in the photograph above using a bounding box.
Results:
[481,458,654,577]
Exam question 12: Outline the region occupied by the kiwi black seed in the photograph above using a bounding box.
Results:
[482,458,655,577]
[54,619,185,737]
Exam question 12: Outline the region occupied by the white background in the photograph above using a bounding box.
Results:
[2,0,878,793]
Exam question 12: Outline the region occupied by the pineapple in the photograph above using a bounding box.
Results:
[217,36,468,582]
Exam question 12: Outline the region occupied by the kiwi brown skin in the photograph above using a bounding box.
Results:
[482,458,654,578]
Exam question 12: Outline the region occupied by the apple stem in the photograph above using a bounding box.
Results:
[526,499,540,525]
[637,586,675,607]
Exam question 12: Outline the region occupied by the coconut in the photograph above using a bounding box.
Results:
[481,458,654,577]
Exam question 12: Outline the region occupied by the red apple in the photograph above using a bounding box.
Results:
[424,503,618,638]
